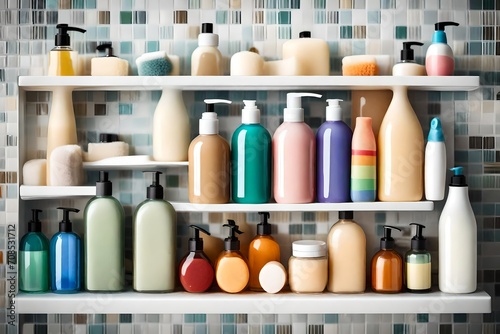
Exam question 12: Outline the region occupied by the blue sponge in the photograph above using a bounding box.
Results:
[136,51,173,76]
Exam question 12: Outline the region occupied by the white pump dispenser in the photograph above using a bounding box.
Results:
[242,100,260,124]
[325,99,343,121]
[285,93,322,122]
[199,99,232,135]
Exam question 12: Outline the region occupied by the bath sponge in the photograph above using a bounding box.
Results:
[136,51,173,76]
[49,145,84,186]
[23,159,47,186]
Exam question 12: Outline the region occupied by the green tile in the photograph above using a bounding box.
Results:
[120,41,133,54]
[194,314,207,323]
[216,10,228,24]
[417,314,428,323]
[314,0,325,8]
[119,103,132,115]
[340,26,352,38]
[167,175,179,187]
[278,11,291,24]
[395,26,407,39]
[223,324,236,334]
[367,11,380,24]
[106,91,118,102]
[303,224,316,235]
[484,0,495,9]
[120,11,133,24]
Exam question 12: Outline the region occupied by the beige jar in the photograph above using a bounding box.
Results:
[288,240,327,293]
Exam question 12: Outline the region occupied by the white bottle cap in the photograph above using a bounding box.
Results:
[242,100,260,124]
[284,92,322,122]
[198,33,219,47]
[292,240,327,258]
[199,99,232,135]
[326,99,343,121]
[259,261,287,294]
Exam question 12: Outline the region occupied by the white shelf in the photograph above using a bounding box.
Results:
[20,186,96,200]
[18,76,479,92]
[82,155,188,170]
[15,290,491,314]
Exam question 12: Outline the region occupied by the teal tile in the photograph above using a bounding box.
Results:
[303,224,316,235]
[223,324,236,334]
[494,230,500,242]
[47,0,58,9]
[122,0,132,10]
[325,314,338,324]
[167,175,179,187]
[106,91,118,102]
[278,0,291,8]
[147,41,159,52]
[469,0,481,9]
[454,124,468,136]
[470,27,482,41]
[289,224,303,234]
[484,0,494,9]
[132,134,150,146]
[302,212,315,221]
[195,324,208,334]
[375,212,386,223]
[216,11,228,24]
[469,150,482,163]
[189,0,201,9]
[120,11,133,24]
[278,11,291,24]
[266,0,277,8]
[89,325,104,334]
[85,0,96,8]
[381,0,395,9]
[185,314,195,323]
[222,314,235,323]
[367,11,380,24]
[119,193,132,205]
[314,10,326,24]
[97,27,110,39]
[120,41,133,54]
[291,0,300,8]
[340,26,352,38]
[395,26,407,39]
[483,230,494,242]
[417,314,428,323]
[393,324,407,334]
[134,11,147,24]
[339,11,352,24]
[194,314,206,323]
[454,91,467,100]
[72,0,84,9]
[469,42,482,55]
[278,26,292,39]
[262,324,275,334]
[314,0,325,8]
[484,204,495,215]
[119,103,132,115]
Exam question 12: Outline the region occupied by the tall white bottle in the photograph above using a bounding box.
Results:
[425,117,446,200]
[438,167,477,293]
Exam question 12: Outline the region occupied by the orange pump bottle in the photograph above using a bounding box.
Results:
[371,225,403,293]
[248,212,280,291]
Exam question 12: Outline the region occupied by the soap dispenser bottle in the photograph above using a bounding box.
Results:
[439,167,477,293]
[371,225,402,293]
[273,92,322,203]
[189,99,232,204]
[351,117,377,202]
[405,223,431,293]
[134,171,177,292]
[231,100,272,203]
[215,220,249,293]
[91,43,129,76]
[179,225,215,293]
[248,212,280,291]
[191,23,223,76]
[316,99,352,203]
[425,117,446,201]
[392,41,426,76]
[50,207,81,293]
[19,209,49,293]
[425,21,459,76]
[47,23,86,76]
[84,171,125,292]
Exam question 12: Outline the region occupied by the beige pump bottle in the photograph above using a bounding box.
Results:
[327,211,366,293]
[191,23,223,76]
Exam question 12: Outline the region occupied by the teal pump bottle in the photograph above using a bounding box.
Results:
[19,209,49,293]
[231,100,272,203]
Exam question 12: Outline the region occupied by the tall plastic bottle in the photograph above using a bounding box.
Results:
[327,211,366,293]
[47,24,86,76]
[316,99,352,203]
[153,89,190,162]
[371,225,402,293]
[19,209,49,293]
[425,22,459,76]
[439,167,477,293]
[189,99,232,204]
[425,117,446,201]
[351,117,376,202]
[191,23,223,76]
[134,171,177,292]
[50,207,81,293]
[231,100,271,203]
[405,223,431,293]
[84,171,125,292]
[248,212,280,291]
[273,92,322,203]
[378,86,424,201]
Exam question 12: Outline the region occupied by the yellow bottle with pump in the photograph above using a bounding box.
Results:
[47,24,86,76]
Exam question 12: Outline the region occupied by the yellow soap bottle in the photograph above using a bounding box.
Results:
[47,24,86,76]
[215,220,249,293]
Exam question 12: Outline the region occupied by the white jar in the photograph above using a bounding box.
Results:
[288,240,327,293]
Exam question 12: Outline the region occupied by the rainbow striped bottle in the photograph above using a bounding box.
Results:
[351,117,377,202]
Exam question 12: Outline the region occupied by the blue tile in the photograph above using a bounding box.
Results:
[262,324,275,334]
[367,11,380,24]
[222,324,236,334]
[303,224,316,235]
[89,325,104,334]
[469,42,482,55]
[222,314,235,323]
[216,11,228,24]
[120,41,133,54]
[314,0,325,8]
[325,314,338,324]
[339,11,352,24]
[195,324,208,334]
[340,26,352,38]
[119,103,133,115]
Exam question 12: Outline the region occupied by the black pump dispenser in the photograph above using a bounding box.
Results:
[96,171,112,196]
[410,223,426,251]
[144,171,164,199]
[339,211,354,220]
[99,133,119,142]
[96,43,116,57]
[54,24,86,47]
[28,209,43,233]
[189,225,211,252]
[223,219,243,251]
[450,166,467,187]
[380,225,401,250]
[257,212,271,236]
[202,23,213,33]
[435,21,459,31]
[57,207,79,233]
[400,41,423,62]
[299,31,311,38]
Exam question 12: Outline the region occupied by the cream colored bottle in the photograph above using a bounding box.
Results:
[191,23,223,76]
[282,31,330,75]
[327,211,366,293]
[152,89,190,162]
[188,99,231,204]
[46,87,78,185]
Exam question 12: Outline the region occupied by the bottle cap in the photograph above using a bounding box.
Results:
[198,22,219,47]
[257,212,271,235]
[410,223,426,251]
[285,92,322,122]
[96,43,116,57]
[144,171,164,199]
[338,211,353,220]
[299,31,311,38]
[188,224,211,252]
[450,166,467,187]
[99,133,119,142]
[400,41,423,62]
[200,99,232,135]
[223,219,243,251]
[380,225,401,250]
[325,99,343,121]
[54,23,86,47]
[57,207,79,233]
[432,21,459,44]
[292,240,326,258]
[28,209,43,233]
[427,117,444,142]
[96,171,112,196]
[242,100,260,124]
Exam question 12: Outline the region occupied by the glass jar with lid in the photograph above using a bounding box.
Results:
[288,240,327,293]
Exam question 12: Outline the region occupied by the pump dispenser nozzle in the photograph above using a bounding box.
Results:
[223,219,243,251]
[144,171,164,199]
[450,166,467,187]
[200,99,232,134]
[299,31,312,38]
[285,92,322,122]
[257,212,271,235]
[28,209,43,232]
[325,99,343,121]
[380,225,401,250]
[96,43,116,57]
[428,117,444,142]
[432,21,459,43]
[188,224,211,252]
[400,41,424,62]
[242,100,260,124]
[55,23,86,47]
[410,223,426,251]
[96,171,112,196]
[57,207,79,233]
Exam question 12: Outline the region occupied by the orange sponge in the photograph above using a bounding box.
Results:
[342,55,380,76]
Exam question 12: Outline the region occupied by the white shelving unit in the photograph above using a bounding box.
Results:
[82,155,188,170]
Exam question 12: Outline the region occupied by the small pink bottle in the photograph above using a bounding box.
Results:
[425,21,459,76]
[273,92,322,203]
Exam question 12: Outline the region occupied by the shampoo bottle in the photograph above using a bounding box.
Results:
[425,22,459,76]
[282,31,330,75]
[191,23,223,76]
[231,100,271,203]
[392,41,426,76]
[371,225,402,293]
[439,167,477,293]
[19,209,49,293]
[273,92,322,203]
[378,86,424,201]
[179,225,215,293]
[327,211,366,293]
[425,117,446,201]
[188,99,232,204]
[351,117,377,202]
[134,171,177,292]
[84,171,125,292]
[47,24,86,76]
[153,89,190,162]
[50,207,81,293]
[215,220,249,293]
[405,223,431,293]
[248,212,280,291]
[316,99,352,203]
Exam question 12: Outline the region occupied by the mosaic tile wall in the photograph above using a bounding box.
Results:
[1,0,500,333]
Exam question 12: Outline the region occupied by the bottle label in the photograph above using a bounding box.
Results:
[351,149,376,201]
[406,262,431,290]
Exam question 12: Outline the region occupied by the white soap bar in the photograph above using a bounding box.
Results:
[263,58,299,76]
[91,57,129,76]
[230,51,264,75]
[84,142,130,162]
[22,159,47,186]
[50,145,84,186]
[282,38,330,75]
[259,261,287,294]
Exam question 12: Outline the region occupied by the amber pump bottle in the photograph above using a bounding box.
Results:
[371,225,403,293]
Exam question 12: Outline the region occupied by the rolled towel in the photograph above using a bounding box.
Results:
[23,159,47,186]
[49,145,84,186]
